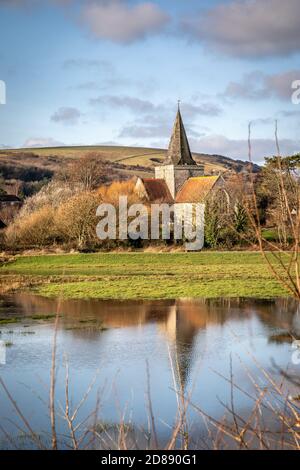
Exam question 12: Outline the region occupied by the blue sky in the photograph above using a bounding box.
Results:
[0,0,300,162]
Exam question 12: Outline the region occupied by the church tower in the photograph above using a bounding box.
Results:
[155,105,204,198]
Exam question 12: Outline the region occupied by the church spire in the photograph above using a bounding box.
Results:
[165,105,196,166]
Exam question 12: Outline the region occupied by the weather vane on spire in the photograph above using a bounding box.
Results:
[178,99,181,110]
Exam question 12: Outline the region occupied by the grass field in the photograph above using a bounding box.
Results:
[0,144,243,176]
[0,252,289,300]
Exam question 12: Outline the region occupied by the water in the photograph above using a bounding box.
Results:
[0,293,299,449]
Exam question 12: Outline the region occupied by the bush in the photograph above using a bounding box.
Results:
[205,211,221,248]
[6,205,58,248]
[56,191,101,249]
[234,202,248,233]
[218,227,239,249]
[19,180,76,217]
[98,179,138,206]
[4,179,141,251]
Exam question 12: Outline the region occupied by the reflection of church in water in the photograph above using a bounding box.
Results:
[151,300,206,391]
[12,294,300,391]
[157,298,300,390]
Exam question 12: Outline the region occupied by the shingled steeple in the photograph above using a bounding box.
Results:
[154,103,204,198]
[165,105,196,166]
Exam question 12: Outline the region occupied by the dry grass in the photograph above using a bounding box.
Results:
[0,145,241,177]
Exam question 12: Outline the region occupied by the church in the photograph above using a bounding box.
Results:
[135,105,224,205]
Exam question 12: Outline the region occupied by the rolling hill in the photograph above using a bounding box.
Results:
[0,145,260,195]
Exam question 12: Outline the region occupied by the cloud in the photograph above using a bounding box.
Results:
[188,135,300,162]
[23,137,65,148]
[222,70,300,101]
[117,124,300,162]
[0,1,168,44]
[119,112,206,140]
[65,58,134,91]
[182,0,300,58]
[250,117,276,126]
[119,124,170,139]
[0,0,72,7]
[51,107,82,125]
[0,0,22,4]
[90,95,163,114]
[95,140,118,146]
[81,0,169,43]
[181,102,221,118]
[90,95,222,118]
[119,122,204,140]
[222,72,267,100]
[74,77,138,92]
[91,95,221,141]
[63,58,114,72]
[75,81,100,91]
[0,0,30,5]
[265,70,300,100]
[280,110,300,118]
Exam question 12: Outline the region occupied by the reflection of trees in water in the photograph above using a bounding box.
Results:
[4,293,300,383]
[12,293,298,328]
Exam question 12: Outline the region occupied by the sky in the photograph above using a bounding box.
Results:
[0,0,300,162]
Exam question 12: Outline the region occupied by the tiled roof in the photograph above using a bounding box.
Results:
[141,178,173,203]
[175,176,219,203]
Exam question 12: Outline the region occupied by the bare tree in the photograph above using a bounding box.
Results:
[56,191,100,249]
[245,121,300,299]
[66,153,107,191]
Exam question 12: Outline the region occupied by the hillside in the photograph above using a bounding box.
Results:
[0,145,260,195]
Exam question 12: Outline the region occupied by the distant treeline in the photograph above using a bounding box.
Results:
[0,164,54,182]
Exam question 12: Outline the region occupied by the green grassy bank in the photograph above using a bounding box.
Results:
[0,252,289,300]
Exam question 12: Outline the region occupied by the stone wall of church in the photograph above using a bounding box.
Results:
[155,163,205,199]
[174,165,204,194]
[155,165,175,198]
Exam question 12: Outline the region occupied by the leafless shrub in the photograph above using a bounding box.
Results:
[5,205,58,248]
[97,179,139,206]
[244,121,300,299]
[55,191,101,249]
[62,153,109,191]
[1,348,299,450]
[19,180,77,217]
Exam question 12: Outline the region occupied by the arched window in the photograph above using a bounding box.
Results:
[213,188,230,214]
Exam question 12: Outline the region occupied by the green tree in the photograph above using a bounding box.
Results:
[234,202,248,233]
